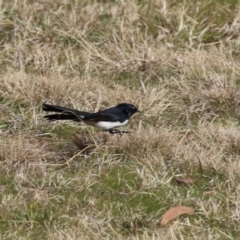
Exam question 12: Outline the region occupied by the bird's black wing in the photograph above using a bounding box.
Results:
[83,112,124,122]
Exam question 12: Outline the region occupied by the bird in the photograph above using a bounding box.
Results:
[42,102,140,135]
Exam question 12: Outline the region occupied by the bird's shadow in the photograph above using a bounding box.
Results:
[72,128,129,153]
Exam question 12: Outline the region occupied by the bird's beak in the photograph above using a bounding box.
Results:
[137,109,141,113]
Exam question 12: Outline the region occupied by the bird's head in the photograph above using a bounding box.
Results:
[116,103,140,117]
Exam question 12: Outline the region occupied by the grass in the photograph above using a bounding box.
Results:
[1,0,240,239]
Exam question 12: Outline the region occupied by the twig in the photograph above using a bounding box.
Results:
[197,156,204,175]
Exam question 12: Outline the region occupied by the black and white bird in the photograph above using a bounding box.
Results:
[42,103,140,135]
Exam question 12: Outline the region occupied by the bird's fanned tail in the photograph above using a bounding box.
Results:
[42,103,89,122]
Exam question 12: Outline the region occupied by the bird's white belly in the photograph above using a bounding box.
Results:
[85,120,128,129]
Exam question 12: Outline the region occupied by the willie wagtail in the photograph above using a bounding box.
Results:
[42,103,140,135]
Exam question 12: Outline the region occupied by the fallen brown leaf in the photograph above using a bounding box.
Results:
[160,206,194,227]
[175,177,198,185]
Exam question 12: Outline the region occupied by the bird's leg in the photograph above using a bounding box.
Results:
[103,128,131,136]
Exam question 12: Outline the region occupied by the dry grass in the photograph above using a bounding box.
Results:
[1,0,240,239]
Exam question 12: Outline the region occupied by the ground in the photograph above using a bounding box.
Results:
[0,0,240,239]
